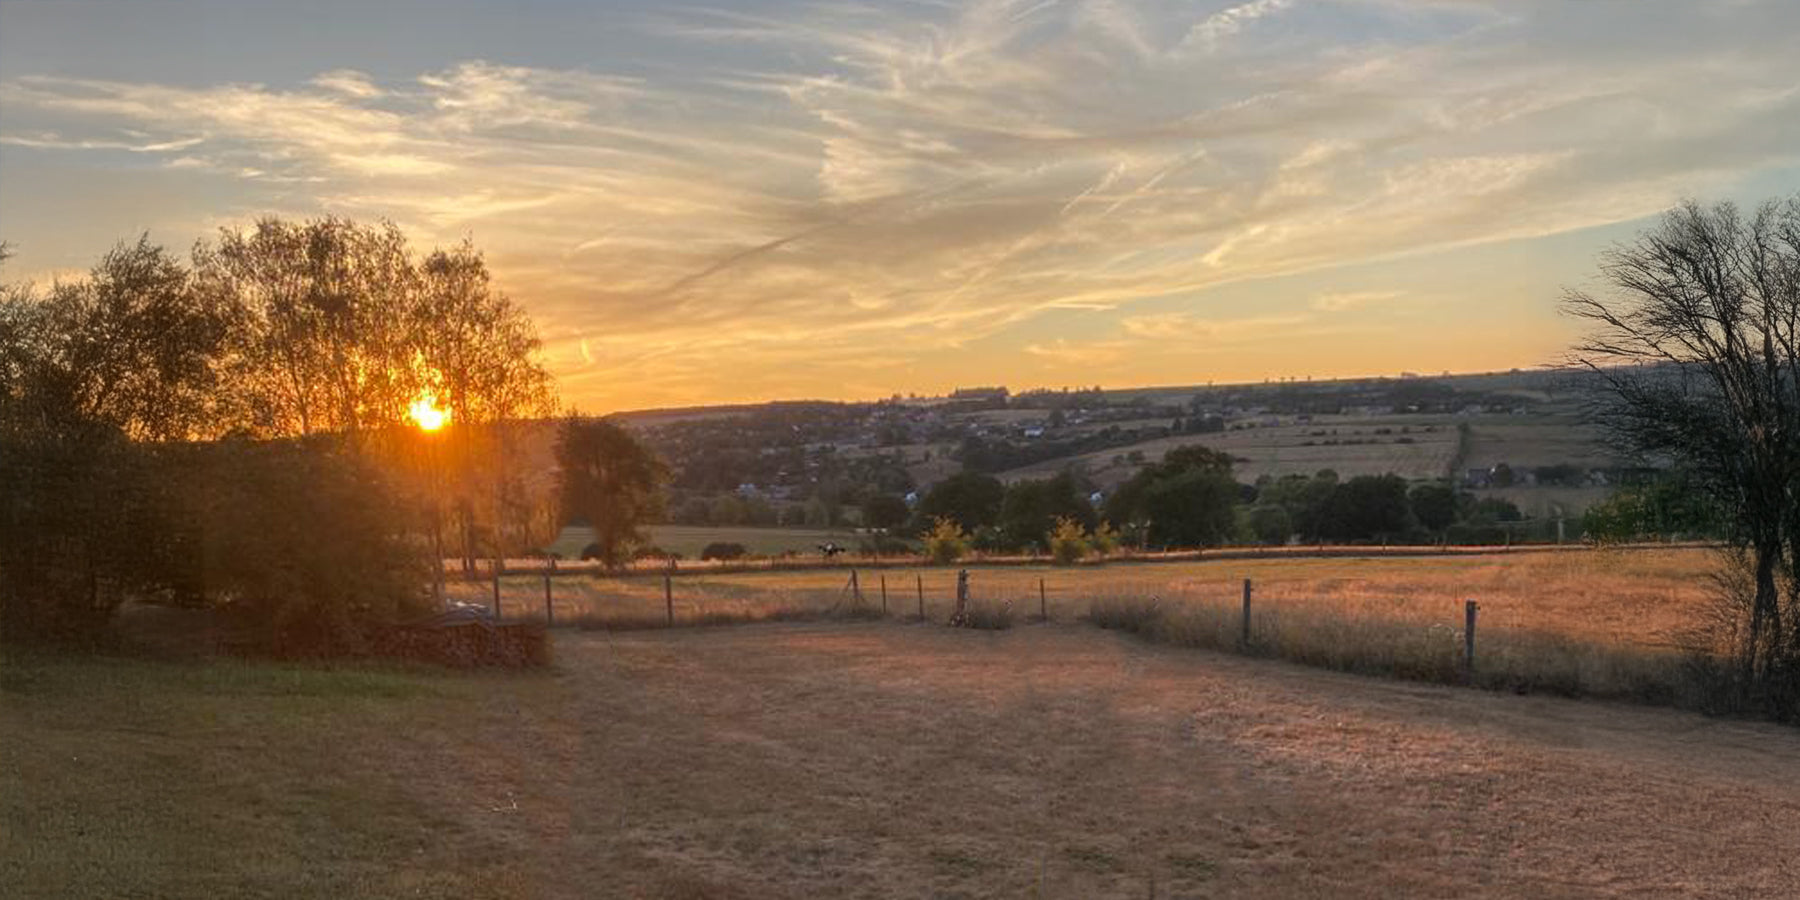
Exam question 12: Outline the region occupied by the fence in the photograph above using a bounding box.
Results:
[440,562,1692,702]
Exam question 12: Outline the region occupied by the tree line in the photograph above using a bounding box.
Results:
[0,220,583,649]
[892,444,1573,560]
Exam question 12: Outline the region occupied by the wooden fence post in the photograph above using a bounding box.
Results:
[1464,599,1479,684]
[1241,578,1253,648]
[665,570,674,627]
[916,574,924,620]
[880,575,888,615]
[543,569,553,627]
[1039,577,1047,622]
[492,557,502,619]
[850,568,862,604]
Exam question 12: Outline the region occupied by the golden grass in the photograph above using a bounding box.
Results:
[447,548,1725,703]
[7,625,1799,897]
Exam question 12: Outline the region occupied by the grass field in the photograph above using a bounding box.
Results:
[6,621,1798,898]
[450,547,1721,702]
[640,525,868,559]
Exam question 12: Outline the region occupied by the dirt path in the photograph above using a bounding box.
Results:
[400,623,1800,898]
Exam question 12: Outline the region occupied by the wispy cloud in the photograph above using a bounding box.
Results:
[2,0,1797,408]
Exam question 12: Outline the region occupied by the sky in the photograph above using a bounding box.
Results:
[1,0,1797,413]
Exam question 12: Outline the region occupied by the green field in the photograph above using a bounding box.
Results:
[643,525,869,558]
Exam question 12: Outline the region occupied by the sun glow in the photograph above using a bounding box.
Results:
[408,393,449,432]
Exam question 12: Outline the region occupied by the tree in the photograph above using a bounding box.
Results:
[1409,483,1459,534]
[1564,195,1800,698]
[1315,475,1412,542]
[193,217,420,436]
[1246,504,1293,546]
[413,241,555,428]
[4,238,230,441]
[555,417,667,570]
[999,472,1095,551]
[860,493,910,530]
[1255,470,1340,541]
[1107,445,1239,548]
[917,471,1005,531]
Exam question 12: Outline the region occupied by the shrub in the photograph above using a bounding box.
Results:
[1089,521,1121,556]
[1048,516,1089,565]
[950,600,1014,630]
[700,541,748,561]
[925,517,970,564]
[181,438,433,656]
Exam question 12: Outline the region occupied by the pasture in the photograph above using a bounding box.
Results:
[6,620,1799,898]
[452,548,1716,700]
[643,525,866,559]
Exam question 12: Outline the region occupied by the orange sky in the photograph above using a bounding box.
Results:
[3,0,1798,412]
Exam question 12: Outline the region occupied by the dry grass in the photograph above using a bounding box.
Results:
[455,548,1722,703]
[6,624,1799,898]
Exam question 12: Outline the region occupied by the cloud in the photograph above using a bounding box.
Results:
[311,69,382,99]
[1311,290,1403,312]
[1182,0,1296,52]
[2,0,1798,409]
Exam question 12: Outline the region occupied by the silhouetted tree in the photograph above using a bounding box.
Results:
[1408,483,1459,534]
[1106,445,1239,548]
[917,471,1005,532]
[555,417,667,570]
[860,493,910,530]
[998,472,1096,552]
[1565,195,1800,702]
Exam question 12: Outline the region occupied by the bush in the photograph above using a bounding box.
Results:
[924,517,970,564]
[700,541,748,561]
[1089,521,1121,555]
[1048,516,1089,565]
[180,438,433,656]
[0,427,172,646]
[950,600,1014,630]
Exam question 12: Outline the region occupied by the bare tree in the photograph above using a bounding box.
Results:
[1565,195,1800,696]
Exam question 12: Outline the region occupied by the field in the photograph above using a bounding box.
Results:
[457,546,1709,642]
[7,618,1800,898]
[641,525,868,559]
[994,407,1623,515]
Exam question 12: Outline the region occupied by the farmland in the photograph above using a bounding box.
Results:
[7,608,1799,898]
[455,547,1713,651]
[642,525,866,559]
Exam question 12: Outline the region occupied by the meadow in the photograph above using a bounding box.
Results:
[450,547,1719,702]
[6,619,1798,898]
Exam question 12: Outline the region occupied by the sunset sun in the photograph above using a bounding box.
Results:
[408,393,448,432]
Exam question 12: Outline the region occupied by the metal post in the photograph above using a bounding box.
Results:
[916,574,924,620]
[1464,599,1479,684]
[491,557,502,619]
[1039,577,1047,622]
[1241,578,1253,648]
[543,570,553,627]
[665,571,674,627]
[880,575,888,615]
